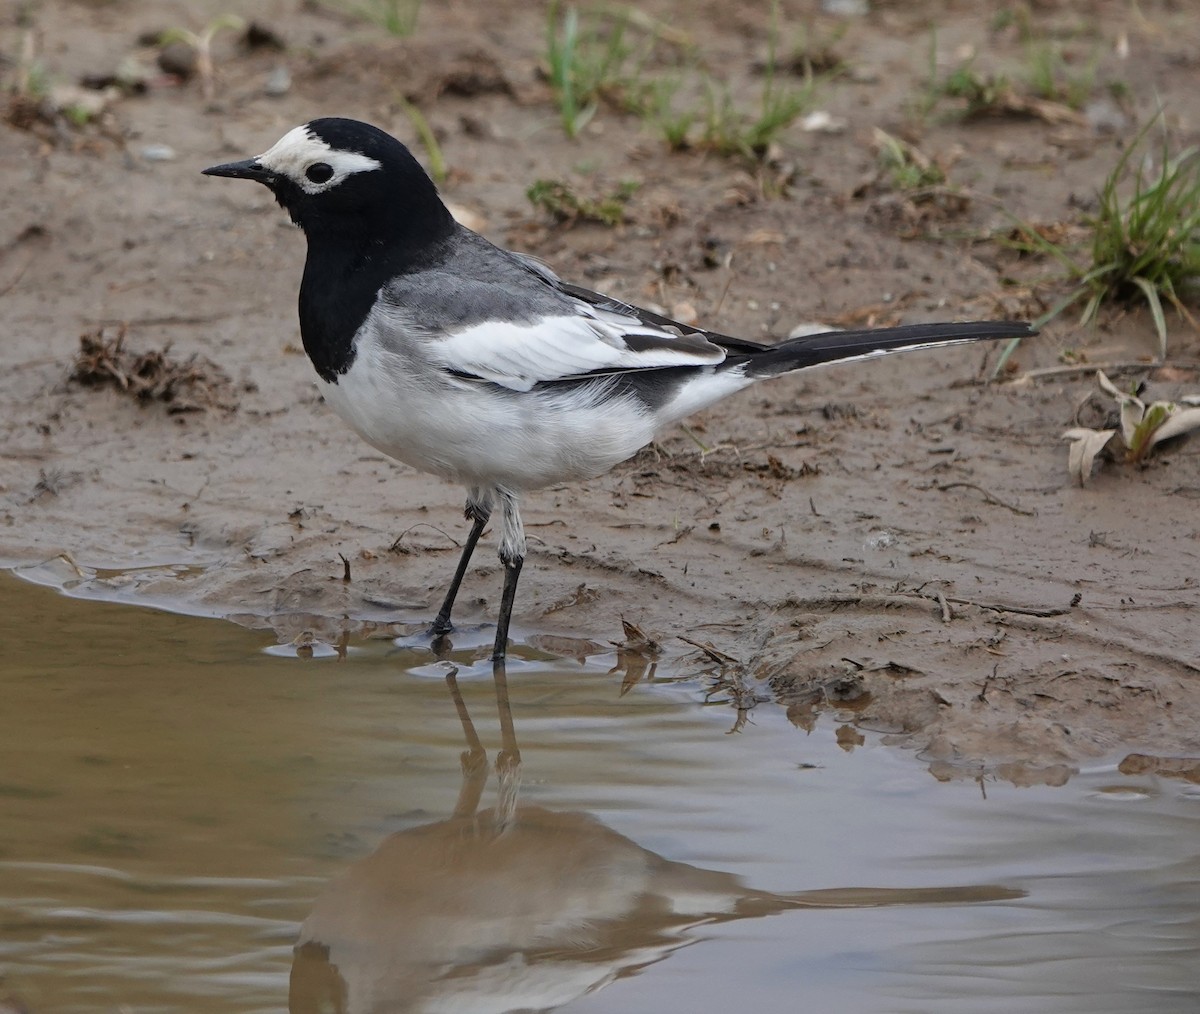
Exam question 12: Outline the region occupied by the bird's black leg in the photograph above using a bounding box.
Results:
[431,493,491,638]
[492,554,523,664]
[491,488,525,664]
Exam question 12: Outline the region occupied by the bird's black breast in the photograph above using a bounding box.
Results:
[298,260,374,383]
[294,196,456,384]
[297,235,425,384]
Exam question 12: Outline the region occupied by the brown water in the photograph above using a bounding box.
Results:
[1,571,1198,1013]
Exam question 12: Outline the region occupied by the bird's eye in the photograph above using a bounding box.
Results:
[305,162,334,184]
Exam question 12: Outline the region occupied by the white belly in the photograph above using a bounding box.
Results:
[318,335,658,491]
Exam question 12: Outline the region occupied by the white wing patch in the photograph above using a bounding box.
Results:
[257,125,381,194]
[432,305,727,392]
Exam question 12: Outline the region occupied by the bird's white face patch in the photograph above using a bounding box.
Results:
[256,125,382,194]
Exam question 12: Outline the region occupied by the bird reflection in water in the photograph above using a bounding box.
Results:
[289,664,1021,1013]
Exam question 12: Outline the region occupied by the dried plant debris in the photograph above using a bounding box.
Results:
[527,178,640,227]
[5,28,127,136]
[935,63,1085,125]
[304,41,512,106]
[30,467,83,502]
[855,130,970,233]
[603,619,662,695]
[1063,370,1200,484]
[69,326,236,412]
[866,129,948,192]
[614,617,661,656]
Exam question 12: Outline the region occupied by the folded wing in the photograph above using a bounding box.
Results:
[429,291,728,392]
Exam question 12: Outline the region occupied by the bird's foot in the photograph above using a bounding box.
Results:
[393,621,495,656]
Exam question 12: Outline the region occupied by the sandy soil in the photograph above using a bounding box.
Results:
[2,0,1198,784]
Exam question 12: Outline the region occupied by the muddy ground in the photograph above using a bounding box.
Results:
[2,0,1198,784]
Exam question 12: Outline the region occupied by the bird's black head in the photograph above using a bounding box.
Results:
[203,118,457,383]
[202,117,453,247]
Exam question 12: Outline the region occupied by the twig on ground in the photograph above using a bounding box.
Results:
[781,591,1070,619]
[934,481,1037,517]
[959,598,1070,618]
[679,634,741,665]
[389,523,462,553]
[1007,361,1199,385]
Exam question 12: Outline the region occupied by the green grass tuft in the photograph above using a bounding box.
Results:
[1023,42,1097,110]
[1082,127,1200,356]
[527,178,640,226]
[543,1,815,161]
[698,64,812,159]
[545,2,650,139]
[995,117,1200,373]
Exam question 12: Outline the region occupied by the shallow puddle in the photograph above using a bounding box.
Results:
[1,571,1198,1013]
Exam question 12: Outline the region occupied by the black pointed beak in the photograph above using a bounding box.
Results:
[202,158,272,181]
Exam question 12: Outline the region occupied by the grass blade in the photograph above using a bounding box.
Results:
[1130,275,1168,360]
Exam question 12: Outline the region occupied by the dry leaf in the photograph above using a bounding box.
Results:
[1096,369,1145,447]
[1150,406,1200,444]
[1063,371,1200,482]
[1062,427,1118,485]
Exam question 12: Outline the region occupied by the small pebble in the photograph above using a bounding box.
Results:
[671,301,699,325]
[821,0,868,14]
[801,110,847,133]
[264,65,291,97]
[141,144,177,162]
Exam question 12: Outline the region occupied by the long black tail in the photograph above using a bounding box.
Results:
[740,320,1034,378]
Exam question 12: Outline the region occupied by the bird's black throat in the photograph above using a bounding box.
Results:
[294,195,454,383]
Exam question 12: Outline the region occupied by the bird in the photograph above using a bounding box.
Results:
[202,117,1033,665]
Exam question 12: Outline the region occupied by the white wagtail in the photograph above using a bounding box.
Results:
[203,118,1032,664]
